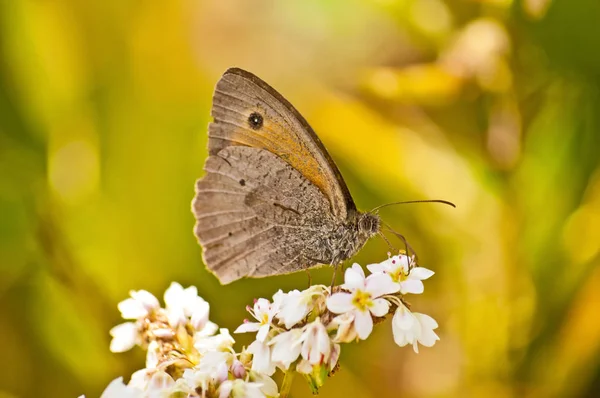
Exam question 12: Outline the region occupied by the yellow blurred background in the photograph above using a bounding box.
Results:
[2,0,600,396]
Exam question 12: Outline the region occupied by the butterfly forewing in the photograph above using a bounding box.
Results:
[208,68,355,219]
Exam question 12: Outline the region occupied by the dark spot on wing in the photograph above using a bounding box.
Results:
[239,179,246,186]
[248,112,263,130]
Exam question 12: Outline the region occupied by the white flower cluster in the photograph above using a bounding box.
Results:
[96,254,439,397]
[233,254,440,393]
[102,282,278,398]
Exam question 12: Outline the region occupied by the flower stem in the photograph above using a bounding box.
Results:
[280,368,295,398]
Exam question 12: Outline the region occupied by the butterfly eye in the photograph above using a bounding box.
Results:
[248,112,263,130]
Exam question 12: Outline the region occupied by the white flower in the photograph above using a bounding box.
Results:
[118,290,160,319]
[145,371,192,397]
[194,320,219,341]
[248,370,279,397]
[100,377,142,398]
[392,304,440,353]
[234,298,278,342]
[218,379,265,398]
[271,289,286,310]
[276,285,326,329]
[367,254,434,295]
[269,328,303,370]
[109,322,140,353]
[194,328,235,354]
[329,343,341,371]
[182,368,211,393]
[301,319,331,366]
[163,282,210,330]
[128,369,152,390]
[145,341,160,369]
[296,359,313,375]
[247,339,276,376]
[326,263,397,339]
[329,312,357,343]
[197,350,234,383]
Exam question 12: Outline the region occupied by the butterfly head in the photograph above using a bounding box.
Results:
[357,211,381,238]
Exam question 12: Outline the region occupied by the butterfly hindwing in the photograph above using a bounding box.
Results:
[193,146,335,283]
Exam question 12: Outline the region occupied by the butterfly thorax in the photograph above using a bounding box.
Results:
[305,210,380,266]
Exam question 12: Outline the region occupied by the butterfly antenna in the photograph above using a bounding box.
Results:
[370,199,456,213]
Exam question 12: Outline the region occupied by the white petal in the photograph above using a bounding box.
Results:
[190,299,210,330]
[366,262,386,274]
[109,322,138,353]
[166,306,186,328]
[392,326,409,347]
[279,304,309,329]
[415,312,439,329]
[342,263,365,291]
[277,290,311,328]
[370,298,390,317]
[296,359,313,374]
[331,313,357,343]
[128,370,150,390]
[326,293,354,314]
[234,322,261,334]
[100,377,141,398]
[254,298,271,316]
[301,320,330,365]
[196,321,219,338]
[215,362,229,384]
[163,282,184,308]
[182,286,201,315]
[147,371,175,392]
[409,267,434,280]
[392,312,414,347]
[249,371,279,397]
[400,279,424,295]
[414,313,440,347]
[130,290,159,311]
[354,310,373,339]
[392,306,416,331]
[145,341,160,369]
[329,343,341,371]
[117,298,148,319]
[218,380,233,398]
[419,327,439,347]
[270,330,303,368]
[248,340,275,376]
[365,273,399,297]
[272,289,286,309]
[256,323,270,342]
[396,255,411,270]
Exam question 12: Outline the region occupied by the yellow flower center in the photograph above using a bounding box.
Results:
[261,313,269,325]
[390,269,408,283]
[352,290,373,312]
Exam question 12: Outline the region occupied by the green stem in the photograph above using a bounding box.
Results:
[280,368,295,398]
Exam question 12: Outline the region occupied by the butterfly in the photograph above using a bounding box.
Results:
[191,68,452,284]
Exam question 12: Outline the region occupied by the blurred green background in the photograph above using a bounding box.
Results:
[2,0,600,397]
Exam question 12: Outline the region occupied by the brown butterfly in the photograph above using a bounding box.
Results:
[192,68,451,284]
